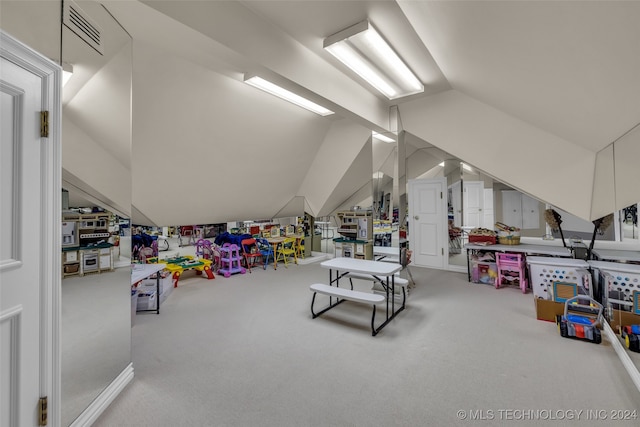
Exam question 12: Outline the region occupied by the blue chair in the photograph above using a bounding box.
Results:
[255,237,274,270]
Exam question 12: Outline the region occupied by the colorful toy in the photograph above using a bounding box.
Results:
[621,325,640,352]
[556,295,603,344]
[496,252,527,293]
[161,255,214,287]
[218,243,246,277]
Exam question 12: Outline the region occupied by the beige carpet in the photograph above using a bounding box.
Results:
[93,262,640,427]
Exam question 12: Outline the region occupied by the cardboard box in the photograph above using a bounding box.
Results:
[534,297,565,322]
[608,310,640,334]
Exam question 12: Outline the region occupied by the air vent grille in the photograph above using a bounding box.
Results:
[63,0,103,55]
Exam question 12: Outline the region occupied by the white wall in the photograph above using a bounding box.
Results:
[399,90,597,221]
[62,116,130,216]
[131,41,333,225]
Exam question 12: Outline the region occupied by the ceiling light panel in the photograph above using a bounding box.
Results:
[244,75,334,116]
[372,132,395,143]
[324,21,424,100]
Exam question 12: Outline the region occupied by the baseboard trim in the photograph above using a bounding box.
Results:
[69,363,134,427]
[298,252,329,265]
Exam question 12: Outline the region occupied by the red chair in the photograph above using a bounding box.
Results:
[241,238,263,273]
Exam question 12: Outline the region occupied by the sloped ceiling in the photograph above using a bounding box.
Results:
[65,1,640,223]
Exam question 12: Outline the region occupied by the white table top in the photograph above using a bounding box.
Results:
[131,263,166,285]
[588,260,640,274]
[465,243,572,257]
[526,256,589,268]
[321,257,402,276]
[373,246,399,256]
[592,249,640,263]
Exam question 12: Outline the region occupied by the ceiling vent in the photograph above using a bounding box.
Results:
[63,0,103,55]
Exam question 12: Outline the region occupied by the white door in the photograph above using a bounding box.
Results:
[463,181,483,228]
[483,188,495,229]
[522,193,541,229]
[449,181,461,226]
[502,190,523,228]
[409,178,447,269]
[1,31,59,427]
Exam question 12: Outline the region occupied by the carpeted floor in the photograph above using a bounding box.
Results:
[93,262,640,427]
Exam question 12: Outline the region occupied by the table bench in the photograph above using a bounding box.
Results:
[316,257,404,336]
[344,272,409,302]
[310,283,386,336]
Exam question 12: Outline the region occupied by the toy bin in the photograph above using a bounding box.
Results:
[136,288,157,311]
[526,256,591,300]
[472,262,498,285]
[495,222,520,245]
[589,261,640,314]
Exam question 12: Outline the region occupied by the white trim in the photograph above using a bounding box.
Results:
[0,80,23,269]
[602,322,640,394]
[447,264,467,274]
[69,364,134,427]
[1,29,61,427]
[0,305,22,427]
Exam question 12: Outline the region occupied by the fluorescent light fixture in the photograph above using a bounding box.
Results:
[244,75,334,116]
[62,62,73,87]
[324,20,424,99]
[439,162,445,167]
[373,171,384,179]
[461,162,473,172]
[372,131,395,143]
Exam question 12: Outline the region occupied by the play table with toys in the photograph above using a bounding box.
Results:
[159,255,214,287]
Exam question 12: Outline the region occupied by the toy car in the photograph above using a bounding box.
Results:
[556,295,603,344]
[621,325,640,352]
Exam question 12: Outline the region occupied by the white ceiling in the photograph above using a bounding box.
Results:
[11,0,638,224]
[399,0,640,152]
[112,0,640,152]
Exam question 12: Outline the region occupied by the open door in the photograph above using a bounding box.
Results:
[0,31,60,427]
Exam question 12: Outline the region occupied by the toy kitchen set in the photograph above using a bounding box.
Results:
[62,210,115,277]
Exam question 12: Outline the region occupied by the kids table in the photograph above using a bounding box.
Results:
[161,255,214,287]
[314,257,403,336]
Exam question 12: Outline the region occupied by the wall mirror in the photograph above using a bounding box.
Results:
[403,133,639,270]
[372,132,397,252]
[0,1,132,425]
[60,1,132,425]
[404,132,640,379]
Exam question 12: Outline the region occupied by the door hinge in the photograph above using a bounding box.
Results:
[40,111,49,137]
[442,248,444,255]
[440,191,443,199]
[38,396,48,426]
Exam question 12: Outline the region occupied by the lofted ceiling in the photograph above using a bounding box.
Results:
[9,1,638,224]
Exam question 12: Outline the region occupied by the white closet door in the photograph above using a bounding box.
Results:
[483,188,495,229]
[450,181,462,227]
[502,190,523,228]
[463,181,483,228]
[522,194,541,229]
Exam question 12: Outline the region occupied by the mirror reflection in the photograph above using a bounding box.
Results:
[372,132,396,258]
[403,132,640,372]
[60,1,132,425]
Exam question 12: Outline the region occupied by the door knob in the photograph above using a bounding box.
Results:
[414,215,419,220]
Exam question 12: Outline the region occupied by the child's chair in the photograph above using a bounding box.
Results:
[256,237,274,269]
[496,252,527,293]
[195,239,212,259]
